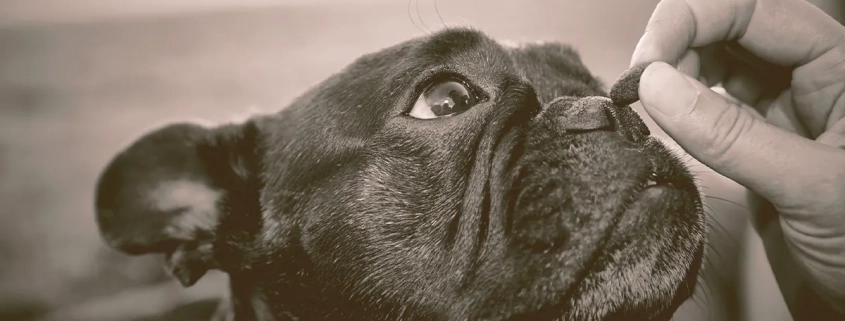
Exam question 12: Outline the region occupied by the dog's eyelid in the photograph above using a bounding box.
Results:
[409,65,485,98]
[402,69,488,120]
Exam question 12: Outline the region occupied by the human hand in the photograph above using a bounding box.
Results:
[629,0,845,316]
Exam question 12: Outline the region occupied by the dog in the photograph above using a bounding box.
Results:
[93,28,707,321]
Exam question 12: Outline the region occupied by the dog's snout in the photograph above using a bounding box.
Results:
[542,96,650,142]
[547,96,615,133]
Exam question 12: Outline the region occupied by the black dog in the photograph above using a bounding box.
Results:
[94,28,706,321]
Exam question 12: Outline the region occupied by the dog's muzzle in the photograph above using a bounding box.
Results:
[508,95,653,252]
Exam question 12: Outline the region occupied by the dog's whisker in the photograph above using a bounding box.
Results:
[703,202,744,250]
[701,205,724,231]
[407,0,425,34]
[691,272,714,311]
[696,237,738,313]
[683,277,694,311]
[415,0,432,34]
[433,0,447,30]
[704,195,750,211]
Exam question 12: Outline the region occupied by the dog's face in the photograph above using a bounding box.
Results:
[94,29,706,321]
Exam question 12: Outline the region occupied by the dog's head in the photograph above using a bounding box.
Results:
[94,28,706,321]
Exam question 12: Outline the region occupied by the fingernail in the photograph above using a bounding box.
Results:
[640,62,699,118]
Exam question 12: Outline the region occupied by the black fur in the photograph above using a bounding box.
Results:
[94,28,706,321]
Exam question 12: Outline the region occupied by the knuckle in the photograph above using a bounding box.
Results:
[700,101,755,167]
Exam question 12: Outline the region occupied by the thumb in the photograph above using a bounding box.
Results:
[638,62,845,211]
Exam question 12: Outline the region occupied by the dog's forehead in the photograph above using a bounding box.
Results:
[416,29,605,100]
[412,29,582,71]
[404,28,514,84]
[414,28,504,60]
[503,41,606,101]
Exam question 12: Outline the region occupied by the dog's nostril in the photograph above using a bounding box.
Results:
[548,96,615,133]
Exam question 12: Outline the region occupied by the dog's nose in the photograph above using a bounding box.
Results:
[547,96,615,133]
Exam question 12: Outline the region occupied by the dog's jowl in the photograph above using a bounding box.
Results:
[94,28,706,321]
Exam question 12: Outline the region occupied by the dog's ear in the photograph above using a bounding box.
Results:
[94,121,262,287]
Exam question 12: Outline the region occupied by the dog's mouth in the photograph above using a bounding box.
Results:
[475,115,706,320]
[508,135,700,247]
[562,153,706,321]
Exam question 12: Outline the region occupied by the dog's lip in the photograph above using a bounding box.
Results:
[559,180,703,319]
[506,136,683,255]
[483,133,703,320]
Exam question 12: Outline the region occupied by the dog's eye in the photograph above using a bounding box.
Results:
[408,80,478,119]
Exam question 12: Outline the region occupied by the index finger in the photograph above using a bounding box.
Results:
[631,0,845,69]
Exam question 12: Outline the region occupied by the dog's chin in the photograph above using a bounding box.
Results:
[561,182,706,321]
[490,130,706,321]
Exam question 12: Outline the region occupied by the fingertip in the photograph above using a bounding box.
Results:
[629,31,660,68]
[629,8,659,67]
[629,39,648,68]
[638,60,669,91]
[638,61,698,119]
[629,0,698,68]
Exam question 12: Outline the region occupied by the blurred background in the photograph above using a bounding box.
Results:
[1,1,842,320]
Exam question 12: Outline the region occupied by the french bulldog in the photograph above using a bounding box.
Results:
[94,28,706,321]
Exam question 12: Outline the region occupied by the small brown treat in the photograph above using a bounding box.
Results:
[609,62,651,107]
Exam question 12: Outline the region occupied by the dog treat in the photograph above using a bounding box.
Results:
[609,62,651,107]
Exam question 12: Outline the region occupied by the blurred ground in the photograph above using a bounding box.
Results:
[3,0,828,320]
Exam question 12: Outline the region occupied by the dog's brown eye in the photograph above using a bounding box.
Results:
[408,80,478,119]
